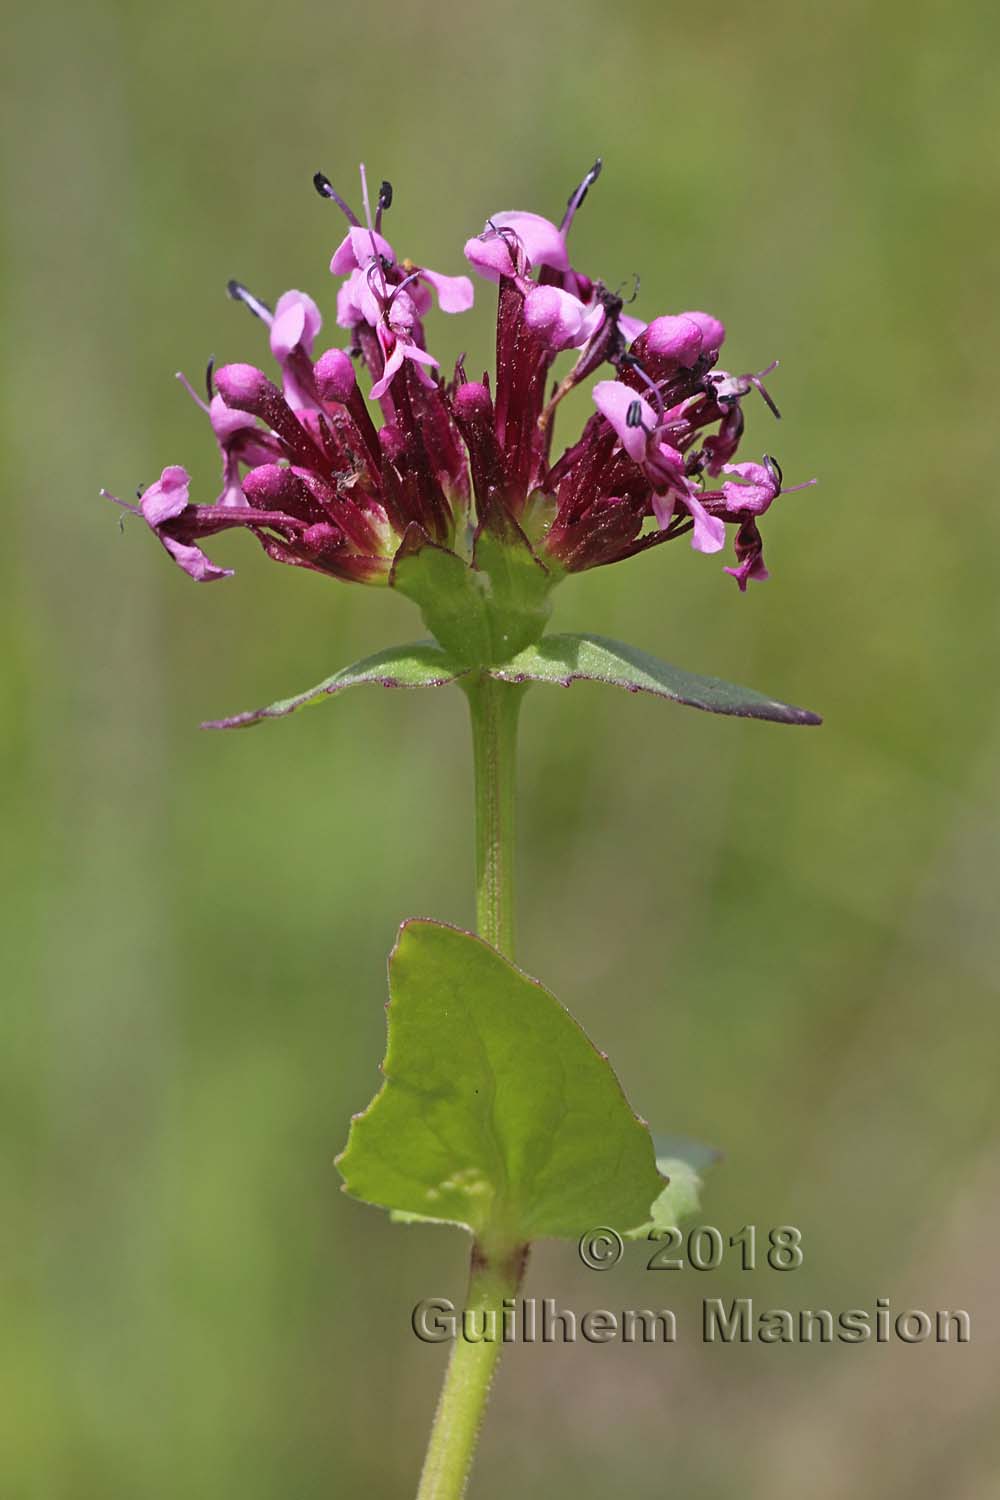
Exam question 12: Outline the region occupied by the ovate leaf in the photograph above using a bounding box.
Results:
[489,633,821,726]
[201,641,465,730]
[337,920,665,1248]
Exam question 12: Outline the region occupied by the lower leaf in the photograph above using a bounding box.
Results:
[337,920,665,1250]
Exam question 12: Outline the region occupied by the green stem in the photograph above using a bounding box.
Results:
[413,672,527,1500]
[415,1244,528,1500]
[461,673,526,959]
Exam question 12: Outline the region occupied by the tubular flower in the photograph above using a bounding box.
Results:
[103,161,812,597]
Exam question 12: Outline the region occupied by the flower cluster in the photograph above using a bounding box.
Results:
[104,162,812,595]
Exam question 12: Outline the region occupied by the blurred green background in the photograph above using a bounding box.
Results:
[4,0,999,1495]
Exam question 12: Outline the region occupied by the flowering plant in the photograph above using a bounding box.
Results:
[104,161,819,1498]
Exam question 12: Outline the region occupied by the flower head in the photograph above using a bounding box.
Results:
[104,161,813,605]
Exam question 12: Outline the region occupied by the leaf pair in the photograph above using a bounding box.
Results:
[202,632,821,730]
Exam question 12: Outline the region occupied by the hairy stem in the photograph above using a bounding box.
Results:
[415,1244,528,1500]
[414,673,527,1500]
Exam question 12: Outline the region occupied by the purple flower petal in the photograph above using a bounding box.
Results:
[464,210,569,282]
[417,267,475,314]
[140,465,190,526]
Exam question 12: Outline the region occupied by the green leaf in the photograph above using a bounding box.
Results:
[337,920,665,1250]
[201,641,465,730]
[626,1136,721,1236]
[488,632,822,726]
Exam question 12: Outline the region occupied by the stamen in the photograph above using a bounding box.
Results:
[626,400,645,429]
[364,259,392,313]
[175,369,210,414]
[376,179,393,233]
[763,453,783,490]
[205,357,215,401]
[386,269,423,307]
[227,279,273,323]
[485,218,522,275]
[312,171,361,226]
[751,360,781,419]
[614,272,640,305]
[761,455,818,497]
[99,486,141,516]
[359,163,374,229]
[561,157,603,233]
[620,353,664,422]
[359,164,388,297]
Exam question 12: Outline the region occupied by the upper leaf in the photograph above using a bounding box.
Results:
[201,641,465,730]
[337,920,665,1251]
[488,632,822,725]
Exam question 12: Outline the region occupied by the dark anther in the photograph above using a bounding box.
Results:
[763,454,784,489]
[626,400,644,428]
[205,357,215,401]
[755,383,782,420]
[561,157,603,231]
[135,485,145,498]
[227,280,273,322]
[312,172,360,225]
[568,157,602,211]
[378,180,393,212]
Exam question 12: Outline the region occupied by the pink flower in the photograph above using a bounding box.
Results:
[176,369,283,510]
[724,519,770,591]
[720,460,781,514]
[101,466,235,582]
[464,211,570,282]
[650,466,725,555]
[369,289,440,400]
[268,290,322,410]
[524,285,605,353]
[106,160,813,598]
[680,310,726,355]
[329,225,396,277]
[629,314,704,371]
